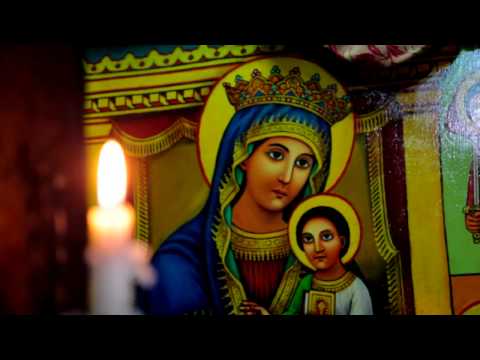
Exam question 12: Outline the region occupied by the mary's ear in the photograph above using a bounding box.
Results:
[340,236,346,248]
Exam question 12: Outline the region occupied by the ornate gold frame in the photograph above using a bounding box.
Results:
[83,45,285,119]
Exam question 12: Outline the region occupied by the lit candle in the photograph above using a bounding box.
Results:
[86,140,155,315]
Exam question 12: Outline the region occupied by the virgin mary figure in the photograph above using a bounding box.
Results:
[137,57,354,315]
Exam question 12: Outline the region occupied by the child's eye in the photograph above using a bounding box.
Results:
[321,231,334,241]
[302,233,314,244]
[267,150,284,161]
[295,157,312,169]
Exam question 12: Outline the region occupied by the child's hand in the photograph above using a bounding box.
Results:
[239,300,270,315]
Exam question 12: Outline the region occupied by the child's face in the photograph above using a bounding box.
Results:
[301,217,344,271]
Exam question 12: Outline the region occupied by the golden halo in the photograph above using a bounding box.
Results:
[288,194,361,270]
[198,57,354,190]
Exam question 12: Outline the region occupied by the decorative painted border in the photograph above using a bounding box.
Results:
[85,84,212,118]
[83,45,285,78]
[365,130,407,314]
[83,45,287,119]
[83,45,446,119]
[83,77,442,120]
[82,87,439,143]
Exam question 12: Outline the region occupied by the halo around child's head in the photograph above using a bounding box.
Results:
[289,194,361,270]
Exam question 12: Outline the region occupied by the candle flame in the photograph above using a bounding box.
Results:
[97,140,127,208]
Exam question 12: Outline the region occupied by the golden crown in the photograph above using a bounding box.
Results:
[223,66,352,126]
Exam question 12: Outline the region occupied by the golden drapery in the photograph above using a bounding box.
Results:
[110,109,209,251]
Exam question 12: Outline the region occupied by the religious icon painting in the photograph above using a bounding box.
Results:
[304,291,335,316]
[138,56,356,315]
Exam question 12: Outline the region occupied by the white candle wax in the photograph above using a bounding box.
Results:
[86,140,138,315]
[87,204,134,253]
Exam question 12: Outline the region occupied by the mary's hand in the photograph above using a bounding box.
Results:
[239,300,270,315]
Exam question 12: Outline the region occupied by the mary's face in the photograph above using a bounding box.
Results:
[241,136,314,212]
[301,217,344,271]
